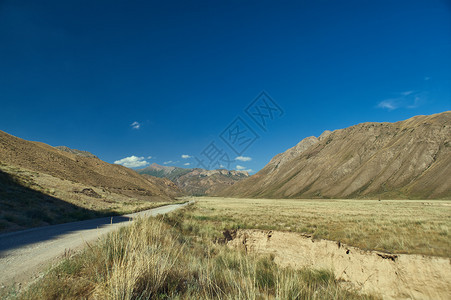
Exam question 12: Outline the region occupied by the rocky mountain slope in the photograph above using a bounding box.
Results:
[137,163,249,195]
[217,111,451,199]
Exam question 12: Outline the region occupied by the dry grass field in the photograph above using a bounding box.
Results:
[185,197,451,257]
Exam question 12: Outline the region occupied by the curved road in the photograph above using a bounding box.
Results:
[0,202,191,290]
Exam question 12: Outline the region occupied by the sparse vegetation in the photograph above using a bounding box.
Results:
[19,207,374,300]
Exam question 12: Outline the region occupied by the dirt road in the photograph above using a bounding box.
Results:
[0,202,191,290]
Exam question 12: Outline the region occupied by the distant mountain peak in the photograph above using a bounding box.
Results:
[136,164,249,195]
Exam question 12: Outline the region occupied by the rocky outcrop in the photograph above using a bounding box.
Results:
[55,146,98,158]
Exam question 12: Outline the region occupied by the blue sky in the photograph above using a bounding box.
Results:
[0,0,450,173]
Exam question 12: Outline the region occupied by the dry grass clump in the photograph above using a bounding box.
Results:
[20,209,374,299]
[186,197,451,257]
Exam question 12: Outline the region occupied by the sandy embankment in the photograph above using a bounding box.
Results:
[227,229,451,300]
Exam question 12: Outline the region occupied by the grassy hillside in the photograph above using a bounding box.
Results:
[0,130,182,201]
[0,163,173,233]
[0,131,183,232]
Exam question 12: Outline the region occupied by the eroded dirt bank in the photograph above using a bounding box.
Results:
[226,229,451,300]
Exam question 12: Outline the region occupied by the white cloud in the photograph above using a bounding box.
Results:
[235,156,252,162]
[147,156,152,159]
[236,165,253,172]
[377,91,425,111]
[163,161,173,165]
[114,156,149,168]
[184,163,191,166]
[377,99,397,110]
[181,154,192,159]
[131,121,141,129]
[401,91,414,96]
[407,95,422,109]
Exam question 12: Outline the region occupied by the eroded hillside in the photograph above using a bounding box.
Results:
[217,111,451,199]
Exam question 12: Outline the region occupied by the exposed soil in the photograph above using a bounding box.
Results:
[227,229,451,300]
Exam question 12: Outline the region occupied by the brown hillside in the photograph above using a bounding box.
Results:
[0,130,182,200]
[217,111,451,199]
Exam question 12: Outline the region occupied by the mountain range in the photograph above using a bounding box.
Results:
[137,163,249,195]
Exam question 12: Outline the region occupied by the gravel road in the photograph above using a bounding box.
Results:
[0,202,191,290]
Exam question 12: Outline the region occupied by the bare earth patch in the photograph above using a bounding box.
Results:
[227,229,451,300]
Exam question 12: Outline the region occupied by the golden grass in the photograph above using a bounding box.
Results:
[185,197,451,257]
[17,208,375,300]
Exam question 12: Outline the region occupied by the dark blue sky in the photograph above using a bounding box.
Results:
[1,0,450,173]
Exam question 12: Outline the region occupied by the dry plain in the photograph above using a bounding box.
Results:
[188,197,450,257]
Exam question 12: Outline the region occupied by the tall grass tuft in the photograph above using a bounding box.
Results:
[20,213,375,299]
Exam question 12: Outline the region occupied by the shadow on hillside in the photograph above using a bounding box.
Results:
[0,169,131,254]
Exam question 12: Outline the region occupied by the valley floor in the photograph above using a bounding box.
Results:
[5,197,450,299]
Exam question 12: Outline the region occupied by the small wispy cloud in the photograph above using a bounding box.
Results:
[147,156,152,159]
[114,156,149,168]
[377,91,426,111]
[235,156,252,162]
[407,95,423,109]
[236,165,253,173]
[163,160,179,165]
[131,121,141,129]
[377,100,398,110]
[401,91,414,96]
[181,154,192,159]
[184,163,191,166]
